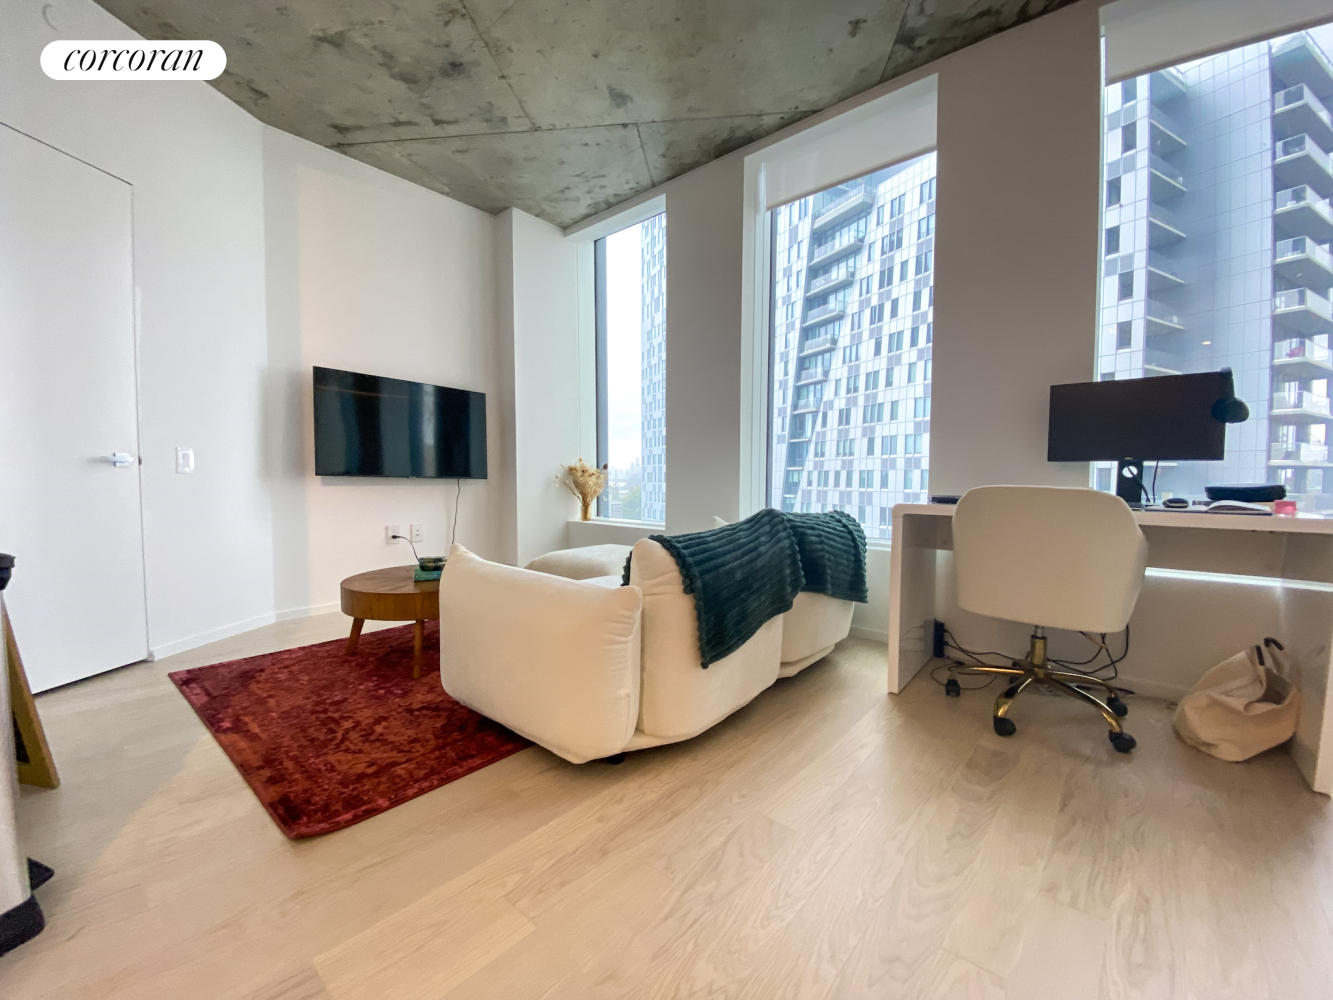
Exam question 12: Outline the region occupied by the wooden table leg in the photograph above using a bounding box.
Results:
[413,620,424,679]
[346,617,365,655]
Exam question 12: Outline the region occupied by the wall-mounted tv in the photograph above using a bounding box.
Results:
[312,366,487,479]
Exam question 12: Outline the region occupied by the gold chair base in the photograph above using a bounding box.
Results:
[947,629,1135,751]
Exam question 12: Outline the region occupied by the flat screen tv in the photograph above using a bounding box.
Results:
[313,366,487,479]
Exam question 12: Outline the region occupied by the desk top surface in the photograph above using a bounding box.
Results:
[893,502,1333,536]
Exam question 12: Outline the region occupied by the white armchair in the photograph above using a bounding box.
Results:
[439,541,787,763]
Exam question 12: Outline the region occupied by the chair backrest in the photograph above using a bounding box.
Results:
[952,485,1148,633]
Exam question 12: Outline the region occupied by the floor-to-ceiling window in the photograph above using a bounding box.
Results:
[766,153,937,540]
[595,214,667,522]
[1095,24,1333,510]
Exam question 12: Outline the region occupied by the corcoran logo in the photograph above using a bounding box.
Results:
[41,40,226,80]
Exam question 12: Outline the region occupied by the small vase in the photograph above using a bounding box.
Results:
[580,498,593,521]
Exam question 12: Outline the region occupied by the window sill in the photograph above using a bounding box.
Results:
[569,517,665,529]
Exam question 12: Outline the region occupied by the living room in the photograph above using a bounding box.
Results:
[3,0,1333,996]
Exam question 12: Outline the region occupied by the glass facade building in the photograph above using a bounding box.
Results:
[640,214,667,522]
[767,152,937,539]
[1098,30,1333,509]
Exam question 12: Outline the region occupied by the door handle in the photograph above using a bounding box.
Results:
[101,452,135,467]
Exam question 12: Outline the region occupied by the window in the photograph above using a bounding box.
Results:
[1105,226,1120,256]
[595,213,666,521]
[767,153,937,540]
[1093,26,1333,506]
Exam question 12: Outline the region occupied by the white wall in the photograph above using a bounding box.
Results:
[0,0,274,658]
[497,210,584,566]
[662,159,749,534]
[263,130,505,615]
[930,2,1100,495]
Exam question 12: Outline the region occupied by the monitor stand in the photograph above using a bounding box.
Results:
[1116,459,1145,507]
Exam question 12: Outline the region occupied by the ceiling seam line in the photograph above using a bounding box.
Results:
[635,124,657,187]
[460,0,539,131]
[879,1,915,82]
[331,112,807,148]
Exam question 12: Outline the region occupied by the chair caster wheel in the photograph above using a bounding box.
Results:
[1108,731,1136,754]
[944,678,961,697]
[993,716,1017,737]
[1107,696,1128,717]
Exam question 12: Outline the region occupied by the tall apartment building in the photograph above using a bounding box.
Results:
[767,153,937,539]
[1099,30,1333,510]
[640,214,667,522]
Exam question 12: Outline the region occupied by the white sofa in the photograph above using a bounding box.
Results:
[441,539,853,763]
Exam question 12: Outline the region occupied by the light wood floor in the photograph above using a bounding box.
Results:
[3,614,1332,999]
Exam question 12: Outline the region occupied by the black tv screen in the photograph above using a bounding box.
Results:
[313,366,487,479]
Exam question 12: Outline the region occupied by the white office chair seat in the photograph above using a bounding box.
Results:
[949,485,1149,753]
[953,485,1148,633]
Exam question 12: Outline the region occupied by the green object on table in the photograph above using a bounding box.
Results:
[413,566,442,582]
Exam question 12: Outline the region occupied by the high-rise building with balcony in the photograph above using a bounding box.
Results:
[767,153,937,539]
[1098,30,1333,509]
[640,214,667,522]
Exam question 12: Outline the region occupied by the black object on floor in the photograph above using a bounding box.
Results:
[0,895,45,958]
[27,858,53,891]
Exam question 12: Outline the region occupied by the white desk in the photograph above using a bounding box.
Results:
[888,502,1333,794]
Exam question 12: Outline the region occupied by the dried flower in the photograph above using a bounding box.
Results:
[562,459,608,506]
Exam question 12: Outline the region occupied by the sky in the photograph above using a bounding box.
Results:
[604,221,644,469]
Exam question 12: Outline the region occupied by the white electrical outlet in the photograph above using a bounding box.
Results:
[386,524,401,544]
[175,446,194,474]
[409,523,423,543]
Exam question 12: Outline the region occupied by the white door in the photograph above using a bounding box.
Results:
[0,123,148,691]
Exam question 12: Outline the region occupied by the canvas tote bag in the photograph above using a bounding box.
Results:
[1173,637,1300,761]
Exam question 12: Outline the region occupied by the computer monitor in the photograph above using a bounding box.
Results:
[1048,371,1237,505]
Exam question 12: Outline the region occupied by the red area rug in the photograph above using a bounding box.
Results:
[169,621,529,839]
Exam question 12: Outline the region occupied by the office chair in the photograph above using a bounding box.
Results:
[949,485,1148,753]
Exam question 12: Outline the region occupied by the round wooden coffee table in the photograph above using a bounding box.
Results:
[340,566,440,679]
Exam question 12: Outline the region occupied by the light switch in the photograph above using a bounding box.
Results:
[175,447,194,474]
[410,523,423,543]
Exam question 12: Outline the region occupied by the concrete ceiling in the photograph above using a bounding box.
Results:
[96,0,1077,228]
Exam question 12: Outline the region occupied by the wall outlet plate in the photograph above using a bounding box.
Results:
[409,523,423,543]
[175,446,194,474]
[386,524,401,544]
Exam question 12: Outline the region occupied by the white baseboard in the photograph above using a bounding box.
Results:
[149,612,277,660]
[849,625,889,643]
[274,601,340,623]
[147,601,343,660]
